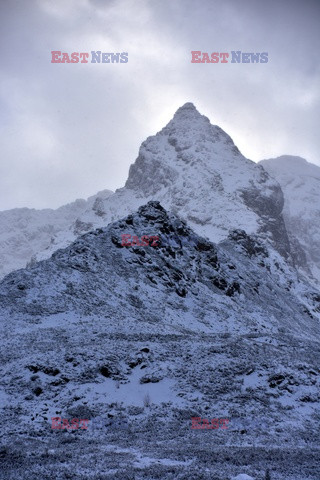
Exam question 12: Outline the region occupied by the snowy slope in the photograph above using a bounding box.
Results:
[0,202,319,479]
[0,189,113,280]
[260,156,320,284]
[0,103,290,280]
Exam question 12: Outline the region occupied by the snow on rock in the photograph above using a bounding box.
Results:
[261,155,320,284]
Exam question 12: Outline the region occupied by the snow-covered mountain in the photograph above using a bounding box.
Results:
[1,201,319,479]
[123,103,290,256]
[0,103,291,280]
[260,156,320,284]
[0,189,113,280]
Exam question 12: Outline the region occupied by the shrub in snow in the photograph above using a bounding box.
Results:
[143,392,151,407]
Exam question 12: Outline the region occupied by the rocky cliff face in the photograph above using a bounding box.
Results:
[261,155,320,284]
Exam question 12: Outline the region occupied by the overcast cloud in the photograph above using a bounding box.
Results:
[0,0,319,210]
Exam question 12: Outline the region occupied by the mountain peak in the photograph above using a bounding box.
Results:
[160,102,237,151]
[167,102,210,128]
[125,102,246,198]
[174,102,199,114]
[177,101,197,110]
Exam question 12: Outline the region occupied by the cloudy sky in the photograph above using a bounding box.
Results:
[1,0,319,210]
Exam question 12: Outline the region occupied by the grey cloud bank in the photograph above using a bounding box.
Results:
[0,0,319,210]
